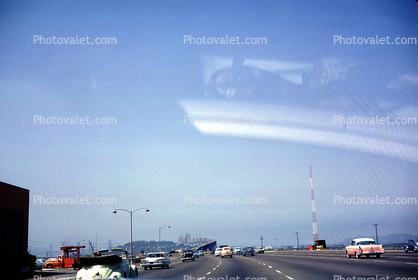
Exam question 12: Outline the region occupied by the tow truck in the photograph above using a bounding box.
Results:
[44,245,85,270]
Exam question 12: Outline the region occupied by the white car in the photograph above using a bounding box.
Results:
[76,248,138,279]
[233,247,242,255]
[140,252,171,270]
[345,238,384,258]
[214,248,222,257]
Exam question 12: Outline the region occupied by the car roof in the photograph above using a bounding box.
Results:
[352,238,375,242]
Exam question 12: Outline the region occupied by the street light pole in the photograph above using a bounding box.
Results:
[159,225,171,251]
[295,232,300,250]
[113,207,149,264]
[372,224,379,244]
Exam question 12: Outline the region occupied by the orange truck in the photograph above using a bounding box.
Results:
[45,245,85,270]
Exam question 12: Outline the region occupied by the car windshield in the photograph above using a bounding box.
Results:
[148,253,164,258]
[357,241,376,245]
[3,0,416,266]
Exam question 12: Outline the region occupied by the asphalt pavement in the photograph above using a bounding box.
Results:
[23,250,418,280]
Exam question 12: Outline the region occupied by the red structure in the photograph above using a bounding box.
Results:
[45,245,85,270]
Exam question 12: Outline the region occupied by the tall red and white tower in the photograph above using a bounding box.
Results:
[310,166,319,242]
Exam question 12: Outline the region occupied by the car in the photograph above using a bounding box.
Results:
[198,250,205,257]
[345,238,384,258]
[233,247,242,255]
[214,248,222,257]
[255,247,265,254]
[35,258,46,269]
[404,240,418,253]
[76,248,138,279]
[221,247,233,258]
[193,250,199,258]
[242,247,255,256]
[140,252,171,270]
[181,250,195,262]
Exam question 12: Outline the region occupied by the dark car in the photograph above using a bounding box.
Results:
[242,247,255,256]
[181,250,195,262]
[404,240,418,253]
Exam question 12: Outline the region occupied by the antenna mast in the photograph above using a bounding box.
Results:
[311,166,319,242]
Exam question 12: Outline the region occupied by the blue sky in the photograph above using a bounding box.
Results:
[1,0,417,256]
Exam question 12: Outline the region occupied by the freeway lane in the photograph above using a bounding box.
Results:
[138,253,292,280]
[138,250,417,280]
[237,250,418,280]
[138,254,222,280]
[23,250,418,280]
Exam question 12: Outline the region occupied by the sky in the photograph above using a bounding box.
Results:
[1,0,417,256]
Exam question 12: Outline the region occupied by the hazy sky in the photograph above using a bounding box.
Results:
[1,0,417,256]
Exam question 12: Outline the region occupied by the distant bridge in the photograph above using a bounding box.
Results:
[190,240,217,252]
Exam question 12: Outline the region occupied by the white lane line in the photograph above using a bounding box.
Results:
[213,268,217,270]
[276,270,282,274]
[262,263,266,265]
[268,265,273,268]
[406,262,418,265]
[207,272,211,275]
[286,276,294,280]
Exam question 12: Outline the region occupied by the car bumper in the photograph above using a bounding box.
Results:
[140,262,168,268]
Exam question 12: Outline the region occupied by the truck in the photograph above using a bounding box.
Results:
[345,238,384,258]
[44,245,85,270]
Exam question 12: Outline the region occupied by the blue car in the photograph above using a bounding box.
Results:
[242,247,255,256]
[405,240,418,253]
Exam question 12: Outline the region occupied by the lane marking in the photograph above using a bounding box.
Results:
[276,270,282,274]
[406,262,418,265]
[286,276,294,280]
[268,265,273,268]
[207,272,211,275]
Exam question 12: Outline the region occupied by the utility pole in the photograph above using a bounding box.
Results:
[295,232,300,250]
[372,224,379,244]
[260,236,264,248]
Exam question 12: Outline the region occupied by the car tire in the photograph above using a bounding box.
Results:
[144,267,147,270]
[346,253,351,258]
[230,255,232,258]
[355,252,361,259]
[376,254,380,258]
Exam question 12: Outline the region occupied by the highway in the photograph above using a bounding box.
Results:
[27,250,418,280]
[137,250,417,280]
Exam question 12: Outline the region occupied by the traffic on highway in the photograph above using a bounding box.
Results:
[30,249,418,280]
